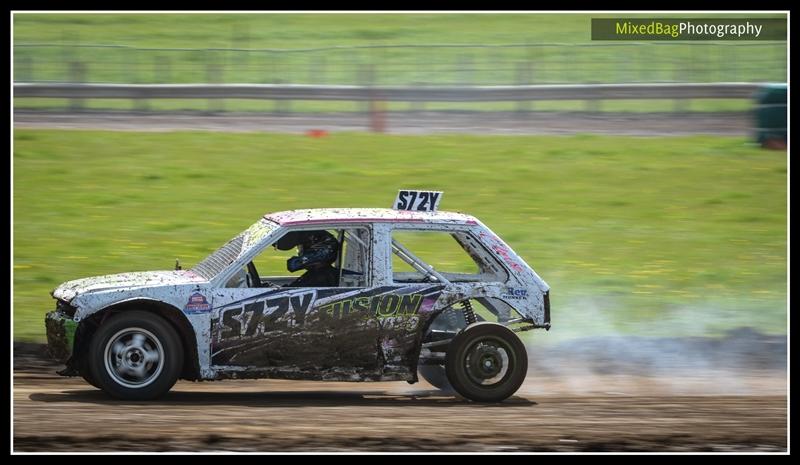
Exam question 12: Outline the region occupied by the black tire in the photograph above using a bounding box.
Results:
[445,322,527,403]
[81,370,101,389]
[76,353,101,389]
[418,307,485,392]
[418,364,454,391]
[87,310,183,400]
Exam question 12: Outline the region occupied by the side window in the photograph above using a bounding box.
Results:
[224,241,298,288]
[251,239,305,278]
[391,229,508,283]
[225,227,370,288]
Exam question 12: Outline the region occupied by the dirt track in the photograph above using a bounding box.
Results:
[13,341,787,452]
[13,110,751,136]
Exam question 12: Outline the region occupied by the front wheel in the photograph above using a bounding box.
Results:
[87,310,183,400]
[81,370,101,389]
[445,322,528,403]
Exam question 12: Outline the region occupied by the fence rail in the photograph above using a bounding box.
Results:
[13,82,765,102]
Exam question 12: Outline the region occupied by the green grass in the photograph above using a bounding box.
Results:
[13,13,787,85]
[13,98,753,114]
[13,13,785,48]
[13,130,787,342]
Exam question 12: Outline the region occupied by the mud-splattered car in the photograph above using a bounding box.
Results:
[45,191,550,402]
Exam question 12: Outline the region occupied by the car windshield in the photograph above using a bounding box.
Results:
[191,218,278,280]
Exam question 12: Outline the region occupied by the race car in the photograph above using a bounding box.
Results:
[45,191,550,402]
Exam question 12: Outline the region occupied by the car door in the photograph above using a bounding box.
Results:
[330,223,448,379]
[209,226,382,378]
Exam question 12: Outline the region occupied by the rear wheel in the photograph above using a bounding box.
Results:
[445,322,527,403]
[418,307,484,392]
[87,311,183,400]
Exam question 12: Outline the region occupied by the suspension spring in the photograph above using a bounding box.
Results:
[461,300,477,325]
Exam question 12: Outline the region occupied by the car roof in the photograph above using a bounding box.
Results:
[264,208,478,227]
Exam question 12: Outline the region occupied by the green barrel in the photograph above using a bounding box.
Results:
[754,83,787,147]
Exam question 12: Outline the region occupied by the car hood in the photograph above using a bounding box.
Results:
[52,270,206,302]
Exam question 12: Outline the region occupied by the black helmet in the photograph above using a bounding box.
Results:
[276,230,338,272]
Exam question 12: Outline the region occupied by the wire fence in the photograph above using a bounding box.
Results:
[14,42,787,86]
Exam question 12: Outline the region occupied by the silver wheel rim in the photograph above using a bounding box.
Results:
[104,327,164,389]
[464,337,512,387]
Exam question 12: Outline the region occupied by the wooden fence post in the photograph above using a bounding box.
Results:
[207,63,224,114]
[68,61,86,111]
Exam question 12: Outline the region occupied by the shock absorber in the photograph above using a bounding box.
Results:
[461,300,477,325]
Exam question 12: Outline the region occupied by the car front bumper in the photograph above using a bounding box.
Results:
[45,310,77,363]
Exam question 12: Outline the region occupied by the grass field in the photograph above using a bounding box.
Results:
[14,13,787,48]
[13,130,786,342]
[13,13,787,85]
[13,98,753,114]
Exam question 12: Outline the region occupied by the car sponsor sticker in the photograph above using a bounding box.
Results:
[501,287,528,301]
[393,190,442,212]
[184,292,212,313]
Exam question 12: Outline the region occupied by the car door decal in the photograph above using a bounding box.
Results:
[210,285,444,368]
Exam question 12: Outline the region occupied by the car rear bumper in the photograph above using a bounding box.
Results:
[45,310,77,363]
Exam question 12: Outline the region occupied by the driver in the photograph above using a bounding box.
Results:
[275,230,340,287]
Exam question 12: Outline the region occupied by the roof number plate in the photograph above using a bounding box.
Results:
[393,190,442,212]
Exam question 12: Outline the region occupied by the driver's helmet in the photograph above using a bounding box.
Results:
[275,230,339,272]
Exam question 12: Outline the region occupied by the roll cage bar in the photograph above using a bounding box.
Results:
[391,238,451,285]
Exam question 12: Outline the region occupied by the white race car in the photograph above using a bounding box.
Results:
[46,191,550,402]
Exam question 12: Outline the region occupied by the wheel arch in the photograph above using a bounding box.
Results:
[72,299,200,381]
[409,296,483,381]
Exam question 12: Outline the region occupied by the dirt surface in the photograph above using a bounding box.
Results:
[13,332,787,453]
[13,110,752,136]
